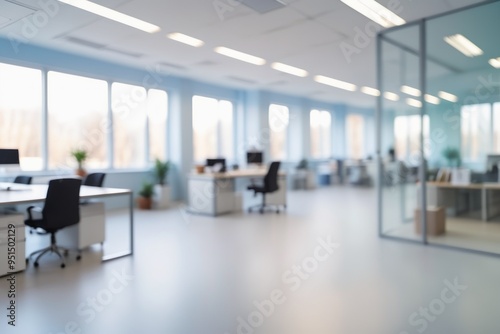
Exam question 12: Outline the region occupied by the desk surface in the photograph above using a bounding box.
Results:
[427,181,500,190]
[189,169,286,180]
[0,183,131,205]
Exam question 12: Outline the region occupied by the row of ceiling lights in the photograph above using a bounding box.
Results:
[59,0,488,107]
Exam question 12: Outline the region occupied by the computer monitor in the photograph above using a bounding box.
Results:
[486,154,500,172]
[0,149,20,173]
[247,151,263,165]
[206,158,226,172]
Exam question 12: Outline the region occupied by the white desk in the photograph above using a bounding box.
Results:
[426,182,500,221]
[188,169,287,216]
[0,183,134,262]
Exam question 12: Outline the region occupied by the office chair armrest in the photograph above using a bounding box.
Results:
[26,206,43,220]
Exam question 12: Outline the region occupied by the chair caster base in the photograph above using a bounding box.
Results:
[76,255,81,261]
[61,263,66,268]
[34,262,39,268]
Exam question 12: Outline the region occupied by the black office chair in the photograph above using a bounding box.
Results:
[81,173,106,205]
[247,161,284,214]
[25,178,82,268]
[14,175,32,184]
[83,173,106,187]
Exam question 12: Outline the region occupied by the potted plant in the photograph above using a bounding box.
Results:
[152,159,170,209]
[442,147,461,167]
[71,149,88,177]
[137,182,154,210]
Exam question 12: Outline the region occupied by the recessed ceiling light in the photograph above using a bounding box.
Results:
[57,0,160,33]
[214,47,266,65]
[489,57,500,69]
[360,86,380,96]
[406,98,422,108]
[167,32,204,47]
[340,0,405,28]
[438,91,458,103]
[424,94,440,105]
[314,75,357,91]
[271,62,308,77]
[401,85,421,97]
[383,91,399,101]
[444,34,483,57]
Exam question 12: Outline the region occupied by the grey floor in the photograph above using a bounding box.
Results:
[1,186,500,334]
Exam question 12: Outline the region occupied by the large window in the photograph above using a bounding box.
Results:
[394,115,430,161]
[112,83,147,168]
[192,95,234,163]
[48,71,108,169]
[310,109,332,159]
[0,63,43,170]
[269,104,289,160]
[147,89,168,162]
[461,104,491,162]
[346,114,365,159]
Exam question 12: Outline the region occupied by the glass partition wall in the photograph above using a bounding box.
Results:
[378,0,500,255]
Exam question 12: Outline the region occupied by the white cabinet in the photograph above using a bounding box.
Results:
[0,214,26,277]
[57,202,105,250]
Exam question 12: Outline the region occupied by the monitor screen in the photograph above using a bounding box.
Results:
[247,151,263,164]
[206,158,226,172]
[486,154,500,172]
[0,149,20,165]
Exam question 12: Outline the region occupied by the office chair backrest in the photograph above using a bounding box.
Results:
[264,161,281,192]
[83,173,106,187]
[42,178,82,230]
[14,175,32,184]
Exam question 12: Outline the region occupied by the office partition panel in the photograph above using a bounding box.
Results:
[378,0,500,256]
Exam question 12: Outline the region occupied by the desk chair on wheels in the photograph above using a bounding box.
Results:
[247,161,283,214]
[83,173,106,187]
[25,178,82,268]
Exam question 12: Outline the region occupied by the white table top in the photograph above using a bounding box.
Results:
[0,183,131,205]
[188,169,286,180]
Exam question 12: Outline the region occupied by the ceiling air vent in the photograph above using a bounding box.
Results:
[65,36,106,49]
[238,0,286,14]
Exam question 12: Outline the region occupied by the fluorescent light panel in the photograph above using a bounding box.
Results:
[401,85,421,97]
[271,62,308,77]
[314,75,357,92]
[167,33,204,47]
[383,91,399,101]
[340,0,405,28]
[489,57,500,69]
[444,34,483,57]
[438,91,458,103]
[57,0,160,33]
[424,94,440,105]
[406,98,422,108]
[214,47,266,65]
[361,86,380,96]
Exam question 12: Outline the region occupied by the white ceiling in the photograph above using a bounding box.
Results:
[0,0,487,107]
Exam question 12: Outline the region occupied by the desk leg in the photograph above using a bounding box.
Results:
[102,193,134,262]
[482,188,488,222]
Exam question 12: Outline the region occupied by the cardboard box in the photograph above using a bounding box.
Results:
[415,206,446,236]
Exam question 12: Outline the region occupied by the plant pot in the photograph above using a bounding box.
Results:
[153,185,170,209]
[195,165,205,174]
[76,168,87,178]
[137,197,152,210]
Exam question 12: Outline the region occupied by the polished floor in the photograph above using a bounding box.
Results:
[1,186,500,334]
